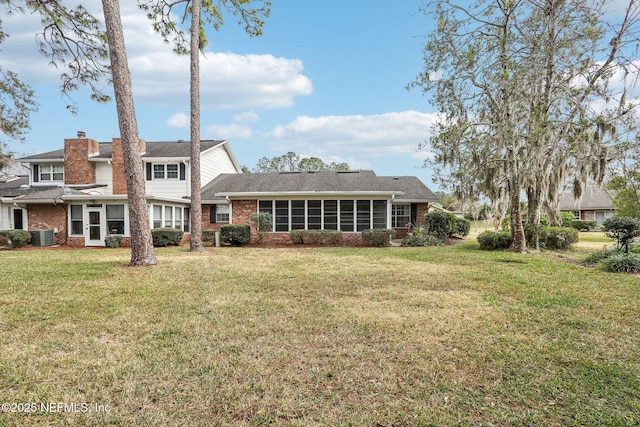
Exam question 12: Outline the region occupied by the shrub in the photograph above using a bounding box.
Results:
[401,232,441,247]
[290,230,343,245]
[0,234,7,247]
[104,235,122,248]
[477,230,512,250]
[454,217,471,238]
[0,230,32,248]
[561,212,575,227]
[220,224,251,246]
[152,227,184,247]
[569,220,597,231]
[362,229,395,247]
[249,212,273,244]
[582,248,618,266]
[602,216,640,253]
[424,211,457,241]
[202,230,217,245]
[543,226,579,250]
[600,252,640,273]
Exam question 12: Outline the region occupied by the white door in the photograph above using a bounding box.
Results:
[85,207,105,246]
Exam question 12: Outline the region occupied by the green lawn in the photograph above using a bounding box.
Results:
[0,241,638,426]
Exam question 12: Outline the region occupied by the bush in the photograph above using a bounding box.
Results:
[424,211,457,241]
[249,212,273,244]
[454,217,471,238]
[202,230,217,245]
[400,232,441,247]
[362,229,395,247]
[220,224,251,246]
[152,227,184,247]
[0,234,7,247]
[0,230,32,248]
[569,220,597,231]
[543,226,579,250]
[600,252,640,273]
[561,212,575,227]
[477,230,512,250]
[602,216,640,253]
[290,230,343,245]
[104,235,122,248]
[582,248,618,266]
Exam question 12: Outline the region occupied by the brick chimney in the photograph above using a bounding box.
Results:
[64,131,99,185]
[111,137,147,195]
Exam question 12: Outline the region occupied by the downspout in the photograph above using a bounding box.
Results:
[53,197,69,245]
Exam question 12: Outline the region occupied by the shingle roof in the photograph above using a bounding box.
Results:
[0,176,29,197]
[17,140,226,161]
[559,187,615,210]
[202,171,438,202]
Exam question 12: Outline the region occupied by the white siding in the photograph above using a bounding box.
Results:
[95,162,113,194]
[0,203,8,229]
[145,180,190,199]
[201,145,238,187]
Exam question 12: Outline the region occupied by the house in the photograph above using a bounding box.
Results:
[201,170,438,244]
[558,187,616,226]
[1,131,242,246]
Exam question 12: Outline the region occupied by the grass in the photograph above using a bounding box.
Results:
[0,241,639,426]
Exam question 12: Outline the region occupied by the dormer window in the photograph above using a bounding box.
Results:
[33,164,64,183]
[146,163,186,180]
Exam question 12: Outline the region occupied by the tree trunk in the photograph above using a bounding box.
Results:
[189,0,203,252]
[102,0,157,266]
[510,177,527,253]
[526,185,542,250]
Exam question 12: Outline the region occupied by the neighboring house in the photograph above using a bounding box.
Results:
[1,131,242,246]
[558,187,616,226]
[201,170,438,244]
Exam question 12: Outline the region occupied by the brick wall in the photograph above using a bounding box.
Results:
[64,136,99,185]
[111,138,147,195]
[27,204,67,245]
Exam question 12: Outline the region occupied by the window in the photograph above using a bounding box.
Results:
[373,200,387,229]
[275,201,289,232]
[70,205,83,235]
[324,200,338,230]
[106,205,125,235]
[308,200,322,230]
[152,204,190,232]
[340,200,354,232]
[392,204,411,228]
[150,163,181,180]
[153,205,162,228]
[291,200,305,230]
[38,164,64,182]
[210,204,230,223]
[356,200,371,231]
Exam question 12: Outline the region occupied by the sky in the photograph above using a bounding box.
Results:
[1,0,440,187]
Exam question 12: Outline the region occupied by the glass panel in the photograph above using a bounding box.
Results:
[71,205,83,220]
[291,200,305,230]
[308,200,322,230]
[166,164,179,179]
[275,200,289,232]
[153,164,165,179]
[357,200,371,231]
[153,205,162,228]
[89,211,100,240]
[216,205,230,222]
[324,200,338,230]
[373,200,387,229]
[392,204,411,228]
[175,207,182,230]
[340,200,354,232]
[106,205,125,235]
[184,208,190,232]
[70,205,83,235]
[164,206,173,228]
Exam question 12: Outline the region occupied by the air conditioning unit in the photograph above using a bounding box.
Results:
[30,229,56,247]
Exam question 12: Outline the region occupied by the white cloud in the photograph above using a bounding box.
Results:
[264,111,437,158]
[167,113,189,128]
[232,111,260,123]
[204,123,253,139]
[0,1,312,111]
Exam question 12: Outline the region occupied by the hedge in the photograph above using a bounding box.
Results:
[151,227,184,247]
[362,229,395,247]
[477,230,512,250]
[0,230,32,248]
[220,224,251,246]
[290,230,343,245]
